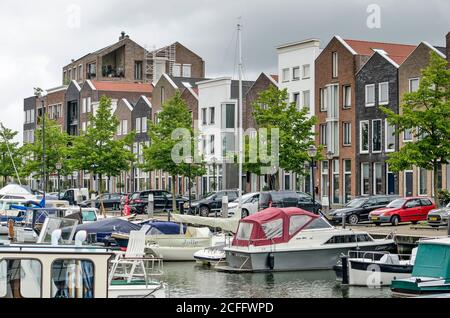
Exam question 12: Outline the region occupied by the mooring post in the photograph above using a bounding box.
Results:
[147,193,154,220]
[342,213,346,229]
[447,220,450,237]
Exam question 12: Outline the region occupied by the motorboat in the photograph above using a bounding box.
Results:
[333,249,416,287]
[217,207,396,272]
[391,237,450,296]
[193,244,227,267]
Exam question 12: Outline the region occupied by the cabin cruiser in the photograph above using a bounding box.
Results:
[334,249,416,287]
[218,207,396,272]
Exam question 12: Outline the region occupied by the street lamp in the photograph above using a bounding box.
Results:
[307,145,318,214]
[326,151,334,211]
[211,157,217,192]
[34,88,47,197]
[56,162,62,199]
[185,156,193,214]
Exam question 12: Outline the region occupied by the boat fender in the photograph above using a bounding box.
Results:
[341,256,349,285]
[267,253,275,270]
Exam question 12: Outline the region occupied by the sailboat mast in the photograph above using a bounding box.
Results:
[237,22,243,214]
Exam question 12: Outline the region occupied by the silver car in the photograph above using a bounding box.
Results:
[427,202,450,227]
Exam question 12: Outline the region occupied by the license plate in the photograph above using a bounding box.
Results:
[429,217,438,221]
[371,217,380,221]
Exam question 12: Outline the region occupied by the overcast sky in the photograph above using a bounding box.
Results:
[0,0,449,141]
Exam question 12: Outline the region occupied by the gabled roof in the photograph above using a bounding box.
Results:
[90,81,153,94]
[343,38,416,64]
[170,76,209,90]
[231,80,256,99]
[119,98,134,112]
[422,42,447,58]
[270,75,279,83]
[137,95,152,110]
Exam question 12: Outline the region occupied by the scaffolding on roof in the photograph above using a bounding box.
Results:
[144,43,177,83]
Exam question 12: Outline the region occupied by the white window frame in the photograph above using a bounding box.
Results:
[282,68,290,82]
[209,107,215,125]
[87,97,92,113]
[202,108,207,126]
[372,119,382,154]
[136,117,141,133]
[292,92,300,109]
[182,64,192,78]
[343,159,351,204]
[385,119,395,152]
[210,135,215,155]
[141,117,147,133]
[404,170,414,197]
[360,120,369,154]
[173,63,181,77]
[122,119,128,135]
[343,85,351,109]
[343,122,351,146]
[418,168,428,196]
[378,82,389,105]
[404,128,413,142]
[302,90,310,111]
[302,64,310,79]
[409,78,420,93]
[373,162,383,195]
[320,124,327,147]
[361,163,370,196]
[332,52,338,78]
[82,98,86,114]
[365,84,375,107]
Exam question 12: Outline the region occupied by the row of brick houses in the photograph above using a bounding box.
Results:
[23,31,449,203]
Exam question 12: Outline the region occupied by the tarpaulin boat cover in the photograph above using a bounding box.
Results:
[75,218,141,235]
[139,220,187,235]
[232,207,319,247]
[0,184,32,196]
[171,214,240,233]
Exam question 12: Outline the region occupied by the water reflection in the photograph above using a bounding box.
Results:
[161,263,392,298]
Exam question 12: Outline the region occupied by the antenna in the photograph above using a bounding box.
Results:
[0,123,22,185]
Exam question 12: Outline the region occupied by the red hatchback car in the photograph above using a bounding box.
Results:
[369,197,435,226]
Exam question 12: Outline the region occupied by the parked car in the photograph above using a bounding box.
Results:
[60,188,89,206]
[258,191,322,214]
[129,190,188,214]
[79,193,122,210]
[186,190,240,217]
[326,195,399,225]
[369,197,436,226]
[228,192,260,218]
[427,202,450,227]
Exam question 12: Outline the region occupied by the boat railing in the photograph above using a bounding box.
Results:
[347,250,411,262]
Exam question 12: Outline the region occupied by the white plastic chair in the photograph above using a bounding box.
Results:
[109,231,148,284]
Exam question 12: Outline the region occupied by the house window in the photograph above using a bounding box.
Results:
[365,84,375,107]
[134,61,143,80]
[209,107,215,125]
[302,64,310,79]
[222,104,236,129]
[82,121,87,132]
[372,119,382,153]
[282,68,290,82]
[141,117,147,133]
[379,82,389,105]
[321,161,329,198]
[81,98,86,114]
[385,120,396,152]
[373,163,383,195]
[343,160,351,204]
[87,63,96,78]
[404,128,413,142]
[122,119,128,135]
[182,64,191,78]
[86,97,91,113]
[361,163,370,195]
[210,135,215,155]
[419,168,428,195]
[320,88,328,111]
[343,122,351,146]
[360,121,369,154]
[302,90,310,111]
[202,108,207,126]
[202,135,207,154]
[293,92,300,109]
[173,63,181,77]
[284,173,291,191]
[68,69,72,81]
[409,78,420,92]
[333,159,340,204]
[343,85,351,108]
[292,67,300,80]
[136,117,142,133]
[320,124,328,146]
[332,52,338,78]
[78,65,83,81]
[161,87,165,104]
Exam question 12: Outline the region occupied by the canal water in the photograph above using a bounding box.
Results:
[161,262,392,298]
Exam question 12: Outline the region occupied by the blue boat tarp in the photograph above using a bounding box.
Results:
[75,218,142,235]
[139,220,186,235]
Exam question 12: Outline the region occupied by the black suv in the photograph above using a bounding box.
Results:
[129,190,188,214]
[258,191,322,214]
[188,190,239,216]
[326,195,400,225]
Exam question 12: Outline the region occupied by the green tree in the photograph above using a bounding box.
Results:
[245,86,318,190]
[143,92,205,212]
[381,51,450,207]
[70,96,135,214]
[0,124,23,186]
[22,115,71,191]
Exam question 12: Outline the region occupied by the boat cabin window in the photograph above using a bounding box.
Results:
[0,259,42,298]
[325,235,358,244]
[81,210,97,222]
[303,218,333,230]
[261,219,283,240]
[236,223,254,241]
[289,215,312,235]
[356,234,373,242]
[51,260,95,298]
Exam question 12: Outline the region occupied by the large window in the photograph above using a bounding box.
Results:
[262,219,283,240]
[134,61,143,80]
[344,160,351,204]
[321,161,329,198]
[404,128,413,142]
[385,120,395,152]
[343,85,351,108]
[343,122,351,146]
[302,90,310,111]
[374,163,383,195]
[292,92,300,109]
[222,104,236,129]
[361,163,370,195]
[360,121,369,153]
[365,84,375,107]
[0,259,42,298]
[302,64,311,79]
[333,159,340,204]
[332,52,338,78]
[173,63,181,77]
[419,168,428,195]
[409,78,420,92]
[202,108,207,126]
[379,82,389,105]
[136,117,142,133]
[320,88,327,111]
[51,260,94,298]
[209,107,215,125]
[210,135,215,155]
[282,68,290,82]
[372,119,382,153]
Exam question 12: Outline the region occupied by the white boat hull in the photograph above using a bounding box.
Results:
[148,245,206,261]
[348,263,412,287]
[108,283,166,298]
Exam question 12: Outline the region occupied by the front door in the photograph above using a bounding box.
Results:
[387,172,396,195]
[405,172,413,197]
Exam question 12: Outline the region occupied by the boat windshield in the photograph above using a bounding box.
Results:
[81,210,97,222]
[345,198,367,208]
[236,222,254,240]
[387,199,407,208]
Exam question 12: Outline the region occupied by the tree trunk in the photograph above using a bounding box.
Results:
[99,173,106,218]
[172,175,177,213]
[433,161,440,208]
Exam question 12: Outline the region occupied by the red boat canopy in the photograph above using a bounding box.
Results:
[232,207,320,247]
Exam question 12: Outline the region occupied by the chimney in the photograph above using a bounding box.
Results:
[120,31,126,40]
